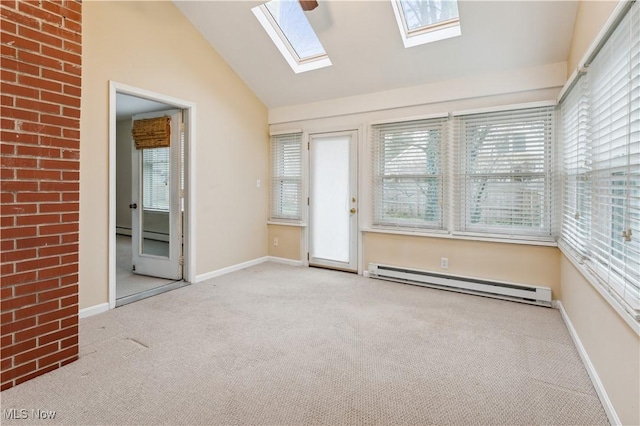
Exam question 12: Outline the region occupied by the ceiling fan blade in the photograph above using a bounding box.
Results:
[299,0,318,11]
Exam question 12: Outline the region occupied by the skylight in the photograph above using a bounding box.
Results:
[391,0,461,48]
[252,0,331,74]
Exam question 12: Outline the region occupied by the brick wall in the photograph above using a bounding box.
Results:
[1,0,81,391]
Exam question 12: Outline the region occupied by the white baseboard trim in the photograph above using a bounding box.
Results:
[362,270,370,278]
[556,301,621,426]
[266,256,304,267]
[195,256,269,283]
[79,302,109,319]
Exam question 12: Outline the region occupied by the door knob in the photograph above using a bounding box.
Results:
[350,208,357,214]
[129,203,137,209]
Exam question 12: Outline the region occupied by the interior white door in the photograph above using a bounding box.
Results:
[309,131,358,271]
[131,110,182,280]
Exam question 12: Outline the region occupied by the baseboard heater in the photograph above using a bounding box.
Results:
[368,263,552,307]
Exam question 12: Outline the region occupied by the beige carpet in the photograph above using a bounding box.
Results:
[1,263,608,425]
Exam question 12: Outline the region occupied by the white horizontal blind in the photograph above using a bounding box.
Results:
[454,106,554,238]
[142,147,170,211]
[371,118,446,229]
[584,0,639,312]
[270,133,303,221]
[560,76,591,253]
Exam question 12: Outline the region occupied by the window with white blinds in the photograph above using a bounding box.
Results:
[142,147,170,211]
[371,118,446,229]
[568,0,639,314]
[454,106,554,238]
[270,133,303,222]
[560,76,591,253]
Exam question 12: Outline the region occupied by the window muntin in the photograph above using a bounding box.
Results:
[391,0,461,48]
[372,118,446,229]
[270,133,303,222]
[455,107,554,238]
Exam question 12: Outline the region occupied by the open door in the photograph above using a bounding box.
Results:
[130,110,182,280]
[308,131,358,272]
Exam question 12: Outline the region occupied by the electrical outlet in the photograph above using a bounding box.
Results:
[273,237,279,247]
[440,257,448,269]
[256,179,261,188]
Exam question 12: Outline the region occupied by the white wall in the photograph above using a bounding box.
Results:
[80,1,269,308]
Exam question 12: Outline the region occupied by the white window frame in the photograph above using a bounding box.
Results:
[390,0,462,48]
[270,132,304,223]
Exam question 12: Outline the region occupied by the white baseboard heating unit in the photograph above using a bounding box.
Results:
[368,263,552,307]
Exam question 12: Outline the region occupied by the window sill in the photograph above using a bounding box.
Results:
[361,227,558,247]
[558,241,640,336]
[267,221,306,228]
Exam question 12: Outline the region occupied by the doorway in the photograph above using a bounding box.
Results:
[109,83,195,309]
[308,131,358,272]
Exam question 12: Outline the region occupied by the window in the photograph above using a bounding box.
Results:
[559,1,639,318]
[252,0,331,74]
[270,133,303,222]
[371,118,446,229]
[391,0,461,48]
[454,106,554,238]
[142,147,170,211]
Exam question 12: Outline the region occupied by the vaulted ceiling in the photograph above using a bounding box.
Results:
[174,1,579,109]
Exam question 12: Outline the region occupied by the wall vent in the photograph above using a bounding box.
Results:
[368,264,552,307]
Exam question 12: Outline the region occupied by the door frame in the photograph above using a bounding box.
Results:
[108,81,197,309]
[303,127,362,274]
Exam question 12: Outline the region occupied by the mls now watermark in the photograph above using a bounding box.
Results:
[3,409,57,420]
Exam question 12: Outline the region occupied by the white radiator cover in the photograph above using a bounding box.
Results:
[368,263,552,307]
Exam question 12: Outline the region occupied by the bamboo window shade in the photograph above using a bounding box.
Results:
[132,116,171,149]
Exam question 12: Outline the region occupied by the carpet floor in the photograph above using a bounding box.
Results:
[0,262,608,425]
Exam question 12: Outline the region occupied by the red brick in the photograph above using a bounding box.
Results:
[1,58,40,76]
[42,45,80,66]
[1,358,12,371]
[1,106,39,122]
[1,82,39,100]
[13,342,59,365]
[16,256,60,273]
[63,62,81,77]
[40,136,78,150]
[38,324,77,346]
[38,346,77,369]
[62,84,80,97]
[39,284,77,303]
[18,122,62,137]
[60,233,78,243]
[39,223,77,235]
[16,192,60,202]
[65,1,82,14]
[1,293,37,311]
[1,69,17,82]
[1,118,16,129]
[60,6,81,24]
[1,216,15,227]
[1,263,14,275]
[14,279,59,297]
[15,235,59,250]
[18,74,62,93]
[1,339,37,360]
[61,213,78,222]
[15,321,59,343]
[18,50,63,71]
[39,243,76,257]
[60,274,77,286]
[1,43,16,58]
[16,214,60,226]
[1,272,38,289]
[62,39,81,55]
[14,300,59,321]
[1,180,39,192]
[1,156,37,168]
[16,169,61,181]
[41,68,80,87]
[60,315,77,329]
[1,239,15,251]
[18,2,63,25]
[2,361,37,382]
[16,145,61,158]
[0,226,37,239]
[42,114,79,129]
[39,202,78,213]
[37,305,75,325]
[60,294,77,307]
[62,128,79,139]
[40,159,78,171]
[15,98,61,115]
[1,131,39,145]
[60,333,77,348]
[1,311,13,325]
[2,15,17,32]
[63,18,81,33]
[1,191,15,203]
[61,191,78,201]
[62,106,79,118]
[41,90,79,108]
[18,24,63,48]
[1,287,13,299]
[1,95,14,106]
[41,1,62,16]
[37,264,76,280]
[15,363,58,385]
[1,31,40,53]
[0,317,36,335]
[1,335,12,348]
[1,143,15,156]
[2,203,37,215]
